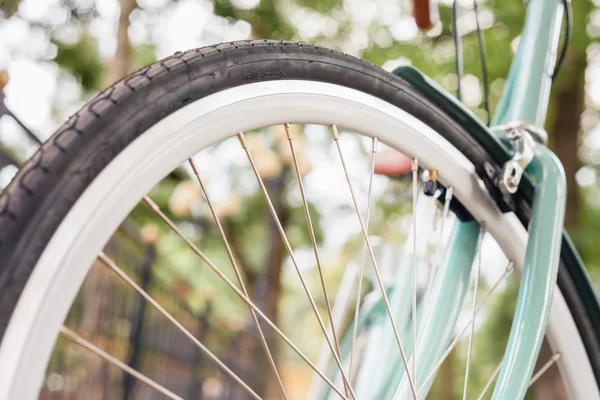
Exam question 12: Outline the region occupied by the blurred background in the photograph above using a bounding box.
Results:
[0,0,597,399]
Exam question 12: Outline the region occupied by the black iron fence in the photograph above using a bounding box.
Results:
[40,236,263,400]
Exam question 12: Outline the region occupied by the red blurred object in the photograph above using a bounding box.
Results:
[374,149,413,176]
[413,0,440,30]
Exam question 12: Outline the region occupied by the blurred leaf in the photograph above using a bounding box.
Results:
[53,32,103,91]
[213,0,296,38]
[132,43,157,71]
[295,0,343,15]
[0,0,20,17]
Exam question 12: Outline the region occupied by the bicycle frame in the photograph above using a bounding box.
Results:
[487,1,566,397]
[494,0,564,127]
[318,0,570,399]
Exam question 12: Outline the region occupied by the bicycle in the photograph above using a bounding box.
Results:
[1,0,599,399]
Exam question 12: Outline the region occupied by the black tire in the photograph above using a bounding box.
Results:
[0,39,598,386]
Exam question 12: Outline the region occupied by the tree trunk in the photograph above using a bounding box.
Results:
[428,350,454,399]
[122,245,155,400]
[263,178,287,323]
[102,0,136,88]
[251,174,288,399]
[548,56,586,231]
[78,262,114,400]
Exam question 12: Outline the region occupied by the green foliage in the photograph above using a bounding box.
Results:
[226,189,271,273]
[53,33,103,91]
[213,0,297,39]
[132,43,158,71]
[477,278,519,362]
[287,200,325,245]
[0,0,20,17]
[295,0,343,15]
[572,190,600,274]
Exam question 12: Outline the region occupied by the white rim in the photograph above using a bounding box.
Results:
[0,80,596,399]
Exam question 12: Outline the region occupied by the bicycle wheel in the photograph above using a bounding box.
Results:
[0,40,598,399]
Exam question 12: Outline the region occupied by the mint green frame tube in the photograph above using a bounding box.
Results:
[354,252,414,399]
[493,0,564,126]
[492,148,566,398]
[490,0,567,398]
[391,221,479,399]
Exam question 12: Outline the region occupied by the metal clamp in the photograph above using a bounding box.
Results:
[493,120,548,145]
[497,123,539,194]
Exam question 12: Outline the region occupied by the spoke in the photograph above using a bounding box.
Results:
[238,132,356,400]
[474,352,561,398]
[97,253,262,400]
[284,124,342,355]
[477,353,561,400]
[348,136,377,380]
[430,186,453,281]
[412,158,418,382]
[59,326,185,400]
[143,196,348,399]
[283,124,350,397]
[463,224,485,400]
[188,158,288,400]
[330,125,417,399]
[476,361,501,400]
[528,353,561,387]
[417,260,515,396]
